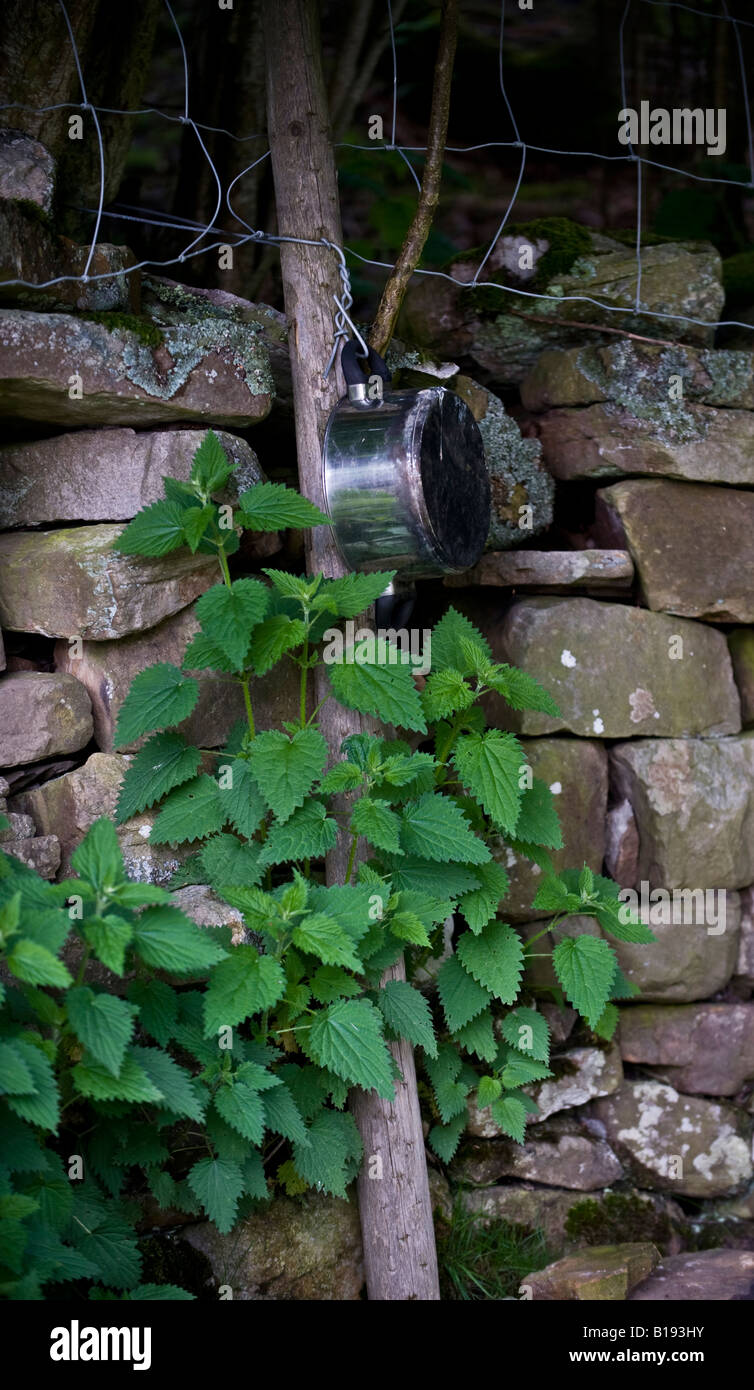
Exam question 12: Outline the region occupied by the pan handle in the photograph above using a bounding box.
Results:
[340,338,392,387]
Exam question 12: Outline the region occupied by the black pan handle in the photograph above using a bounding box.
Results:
[340,338,392,387]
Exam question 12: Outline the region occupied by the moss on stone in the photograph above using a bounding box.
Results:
[564,1191,674,1249]
[465,217,594,314]
[81,310,164,348]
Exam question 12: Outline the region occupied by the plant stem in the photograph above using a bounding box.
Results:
[344,832,358,884]
[299,638,309,727]
[240,677,256,738]
[218,546,233,589]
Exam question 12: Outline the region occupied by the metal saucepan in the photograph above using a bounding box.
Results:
[322,340,490,580]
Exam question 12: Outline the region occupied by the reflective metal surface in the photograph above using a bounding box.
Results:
[322,385,490,578]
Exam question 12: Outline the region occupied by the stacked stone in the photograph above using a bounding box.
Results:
[438,270,754,1281]
[0,133,297,902]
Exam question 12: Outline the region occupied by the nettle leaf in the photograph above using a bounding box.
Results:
[262,570,319,603]
[610,964,640,1001]
[425,1046,469,1122]
[388,909,430,946]
[552,935,618,1028]
[437,954,493,1032]
[292,1111,361,1198]
[420,668,475,722]
[501,1006,551,1063]
[319,761,363,795]
[531,874,579,914]
[190,429,235,494]
[0,1040,36,1097]
[327,643,426,732]
[310,965,362,1005]
[67,989,137,1078]
[150,774,224,846]
[500,1047,553,1088]
[214,1084,265,1144]
[187,1157,244,1234]
[115,499,188,557]
[453,1009,497,1062]
[313,571,396,619]
[593,894,656,945]
[248,615,306,675]
[7,940,72,989]
[377,980,437,1058]
[127,979,177,1047]
[116,733,201,822]
[306,999,394,1098]
[515,778,563,850]
[485,663,561,718]
[215,758,266,840]
[457,921,524,1005]
[259,800,337,867]
[262,1083,309,1146]
[248,728,328,823]
[400,793,489,865]
[195,580,270,669]
[387,858,481,898]
[131,1046,204,1122]
[350,797,403,854]
[70,818,123,893]
[238,482,328,532]
[83,915,133,976]
[593,1001,620,1041]
[490,1092,529,1144]
[430,607,492,674]
[454,730,524,835]
[427,1113,467,1163]
[73,1049,163,1105]
[476,1074,502,1108]
[457,861,510,933]
[5,1041,59,1132]
[131,906,229,975]
[200,833,264,888]
[203,949,285,1036]
[182,630,237,673]
[292,914,361,972]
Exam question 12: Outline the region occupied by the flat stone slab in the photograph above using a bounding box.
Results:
[488,597,740,737]
[599,480,754,623]
[54,599,307,752]
[0,427,263,527]
[534,402,754,485]
[611,737,754,890]
[0,309,273,427]
[521,341,754,413]
[629,1249,754,1301]
[494,736,606,920]
[592,1080,753,1198]
[446,549,633,591]
[0,671,92,766]
[522,1242,660,1301]
[462,1185,680,1259]
[455,1116,623,1191]
[619,1003,754,1096]
[0,524,215,639]
[527,1043,623,1123]
[2,834,60,879]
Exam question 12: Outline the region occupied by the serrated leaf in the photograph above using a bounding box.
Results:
[457,861,510,933]
[67,989,137,1078]
[203,949,285,1036]
[70,818,124,893]
[500,1047,553,1087]
[431,608,492,674]
[115,732,201,822]
[262,1083,309,1146]
[500,1006,550,1062]
[490,1092,528,1144]
[5,1042,59,1132]
[327,643,426,732]
[126,979,177,1047]
[195,580,270,669]
[313,571,396,619]
[454,730,524,836]
[216,757,266,839]
[149,774,224,846]
[115,499,188,557]
[291,1111,361,1198]
[594,897,656,945]
[133,1046,204,1121]
[247,728,328,823]
[7,939,72,989]
[200,833,264,888]
[400,793,490,865]
[593,1002,620,1041]
[453,1009,497,1062]
[262,570,319,602]
[306,1000,394,1098]
[427,1112,466,1162]
[259,800,337,868]
[113,664,199,749]
[552,935,618,1028]
[425,1047,470,1122]
[214,1084,265,1144]
[377,980,437,1058]
[0,1040,36,1097]
[531,874,577,914]
[190,429,235,494]
[238,482,328,532]
[610,964,640,1001]
[131,905,228,975]
[437,954,494,1032]
[485,663,561,717]
[182,630,237,673]
[72,1050,163,1105]
[515,778,563,850]
[248,615,306,675]
[292,914,361,971]
[387,858,481,898]
[350,797,403,854]
[457,921,523,1004]
[420,668,475,722]
[476,1074,502,1107]
[388,909,430,946]
[83,915,133,976]
[319,761,363,795]
[310,965,362,1005]
[187,1157,244,1234]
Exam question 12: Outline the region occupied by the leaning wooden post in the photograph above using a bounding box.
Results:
[263,0,440,1300]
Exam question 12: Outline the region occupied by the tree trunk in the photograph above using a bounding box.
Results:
[263,0,440,1301]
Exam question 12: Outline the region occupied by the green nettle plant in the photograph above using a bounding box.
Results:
[0,429,653,1300]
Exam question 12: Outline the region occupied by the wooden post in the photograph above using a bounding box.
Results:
[263,0,440,1300]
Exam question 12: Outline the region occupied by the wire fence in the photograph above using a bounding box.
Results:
[1,0,753,381]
